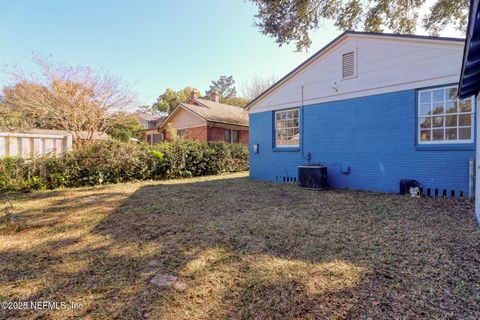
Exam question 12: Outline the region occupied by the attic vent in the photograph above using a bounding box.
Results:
[342,51,355,78]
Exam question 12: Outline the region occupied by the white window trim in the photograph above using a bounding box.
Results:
[274,108,300,148]
[417,86,475,145]
[340,48,358,80]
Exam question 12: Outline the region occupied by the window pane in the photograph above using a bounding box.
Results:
[292,128,299,145]
[432,116,444,127]
[417,87,474,144]
[445,115,457,127]
[153,134,163,144]
[276,132,284,145]
[446,128,457,140]
[419,91,431,104]
[432,102,444,114]
[275,109,299,146]
[232,130,239,143]
[419,103,431,116]
[459,128,471,140]
[419,117,431,129]
[459,99,472,113]
[432,89,444,102]
[224,129,231,142]
[446,87,457,100]
[459,114,471,126]
[432,129,444,141]
[420,130,431,141]
[445,101,457,113]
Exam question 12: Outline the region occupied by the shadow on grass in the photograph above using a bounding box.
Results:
[1,174,479,319]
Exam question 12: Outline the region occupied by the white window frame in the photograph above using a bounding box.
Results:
[417,85,475,145]
[274,108,300,148]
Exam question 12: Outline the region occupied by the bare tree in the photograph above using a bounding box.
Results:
[1,58,135,143]
[241,75,277,102]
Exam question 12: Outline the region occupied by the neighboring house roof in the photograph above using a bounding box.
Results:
[139,116,167,132]
[245,31,465,111]
[136,111,167,122]
[136,110,168,131]
[15,129,110,140]
[459,0,480,99]
[159,98,249,129]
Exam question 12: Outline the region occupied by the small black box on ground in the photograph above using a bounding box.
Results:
[298,164,328,190]
[399,179,420,195]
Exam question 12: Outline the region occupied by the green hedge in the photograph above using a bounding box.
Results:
[0,140,249,192]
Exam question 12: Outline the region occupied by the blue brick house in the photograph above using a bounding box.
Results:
[246,32,476,196]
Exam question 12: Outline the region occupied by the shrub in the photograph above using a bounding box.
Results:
[0,140,249,192]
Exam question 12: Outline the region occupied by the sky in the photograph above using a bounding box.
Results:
[0,0,465,107]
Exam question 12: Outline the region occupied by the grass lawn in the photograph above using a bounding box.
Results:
[1,172,479,319]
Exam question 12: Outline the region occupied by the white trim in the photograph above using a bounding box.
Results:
[476,96,480,222]
[274,108,300,147]
[417,85,475,144]
[247,33,464,112]
[250,75,460,114]
[275,144,300,148]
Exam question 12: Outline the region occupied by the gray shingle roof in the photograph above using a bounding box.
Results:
[178,98,248,126]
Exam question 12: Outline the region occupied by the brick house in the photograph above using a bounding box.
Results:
[158,91,249,145]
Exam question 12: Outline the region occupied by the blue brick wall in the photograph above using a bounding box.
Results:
[249,89,476,196]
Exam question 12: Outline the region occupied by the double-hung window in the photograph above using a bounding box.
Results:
[224,129,240,143]
[418,86,474,144]
[275,108,300,147]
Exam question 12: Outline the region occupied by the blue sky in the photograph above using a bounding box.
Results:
[0,0,463,107]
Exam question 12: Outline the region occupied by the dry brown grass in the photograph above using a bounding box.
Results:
[1,172,479,319]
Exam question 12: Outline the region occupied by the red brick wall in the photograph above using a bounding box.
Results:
[162,125,248,145]
[239,130,249,145]
[163,125,208,143]
[184,126,208,142]
[209,126,226,142]
[208,126,249,145]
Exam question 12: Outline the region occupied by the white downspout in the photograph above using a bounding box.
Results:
[476,95,480,223]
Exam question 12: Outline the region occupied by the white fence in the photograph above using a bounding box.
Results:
[0,133,73,159]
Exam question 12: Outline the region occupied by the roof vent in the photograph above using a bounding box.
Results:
[342,51,355,79]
